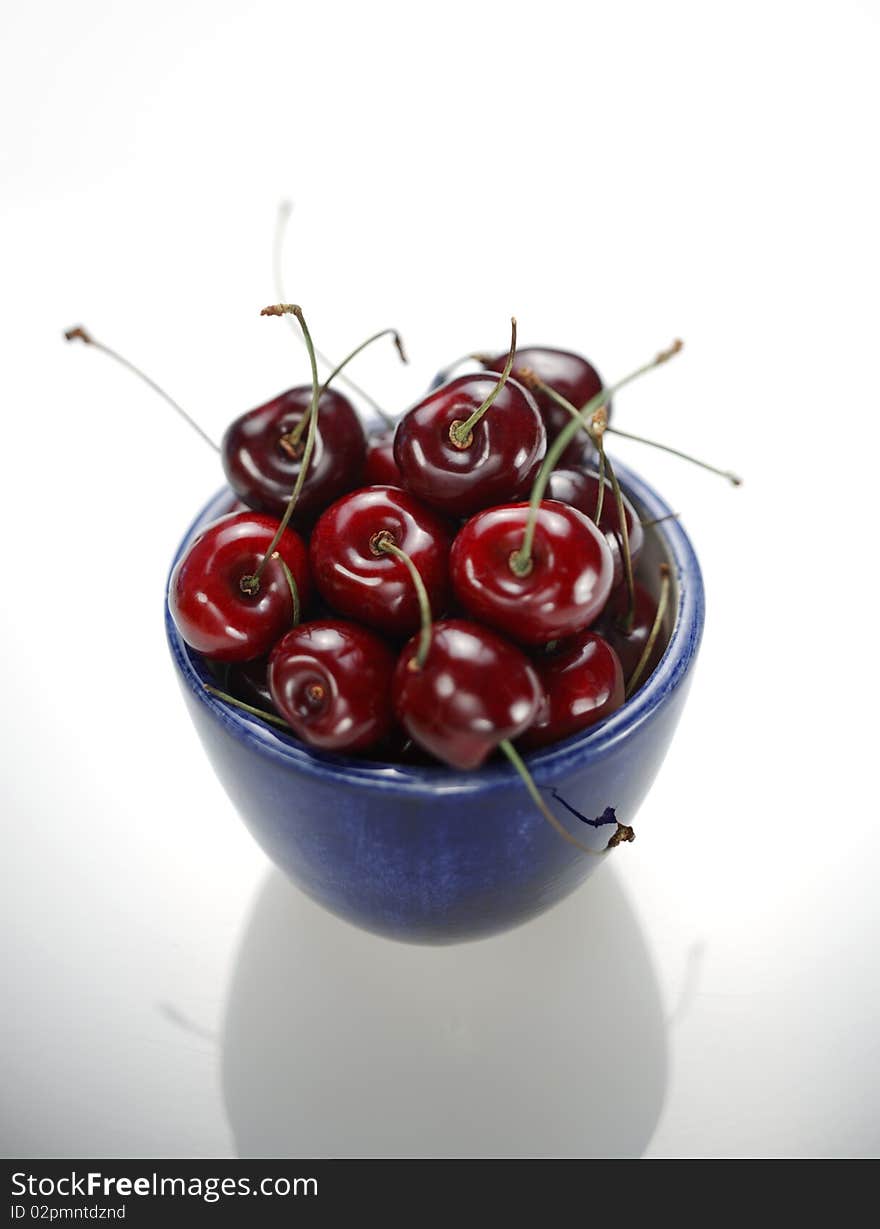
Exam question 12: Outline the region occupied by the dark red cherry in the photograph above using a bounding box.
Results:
[519,631,624,750]
[450,501,614,646]
[309,486,452,637]
[393,374,546,517]
[363,429,404,486]
[268,620,395,752]
[169,511,310,662]
[392,619,543,770]
[221,386,366,522]
[597,582,669,687]
[546,468,644,587]
[481,346,606,466]
[225,656,276,712]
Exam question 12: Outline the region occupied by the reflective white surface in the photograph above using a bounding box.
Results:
[1,0,879,1159]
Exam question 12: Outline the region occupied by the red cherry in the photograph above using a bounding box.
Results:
[519,631,624,750]
[392,619,543,770]
[225,656,275,712]
[596,581,668,686]
[450,501,614,646]
[547,467,644,588]
[363,429,404,486]
[221,386,366,522]
[169,511,310,662]
[393,373,546,516]
[268,620,395,752]
[481,345,606,465]
[309,486,452,637]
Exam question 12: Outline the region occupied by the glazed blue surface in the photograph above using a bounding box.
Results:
[165,463,704,944]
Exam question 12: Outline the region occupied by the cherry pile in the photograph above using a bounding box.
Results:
[68,303,738,855]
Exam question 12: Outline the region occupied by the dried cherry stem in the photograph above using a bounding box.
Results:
[448,317,517,448]
[282,327,407,452]
[499,740,633,853]
[63,326,220,452]
[372,531,433,669]
[204,683,291,730]
[625,564,672,698]
[509,340,683,580]
[605,425,742,486]
[273,201,395,426]
[241,304,320,594]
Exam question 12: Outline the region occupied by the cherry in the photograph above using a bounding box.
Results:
[268,620,395,752]
[169,511,310,662]
[392,619,543,770]
[221,385,366,522]
[480,345,606,465]
[309,486,451,636]
[597,580,668,686]
[363,429,404,486]
[450,501,614,646]
[519,631,624,750]
[546,467,644,588]
[225,656,275,713]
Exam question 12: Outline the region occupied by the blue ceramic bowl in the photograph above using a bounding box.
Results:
[166,462,703,944]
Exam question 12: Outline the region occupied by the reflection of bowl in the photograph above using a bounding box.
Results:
[165,462,704,944]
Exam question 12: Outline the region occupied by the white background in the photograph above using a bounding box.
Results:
[1,0,878,1158]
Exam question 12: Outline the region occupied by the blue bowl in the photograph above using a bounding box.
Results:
[166,463,704,944]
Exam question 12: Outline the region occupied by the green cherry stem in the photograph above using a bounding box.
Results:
[592,405,608,524]
[64,326,220,452]
[204,683,292,730]
[241,304,321,594]
[282,326,407,451]
[273,201,396,426]
[372,531,433,669]
[277,555,301,627]
[604,425,743,486]
[625,564,672,698]
[499,740,634,853]
[448,317,517,448]
[509,340,684,579]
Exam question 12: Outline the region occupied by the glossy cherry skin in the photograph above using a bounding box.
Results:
[363,429,404,486]
[450,501,614,647]
[519,631,624,750]
[392,619,543,770]
[481,346,607,465]
[596,581,668,688]
[309,486,452,637]
[268,620,395,752]
[393,374,546,517]
[547,468,644,587]
[221,386,366,522]
[225,656,275,712]
[169,512,310,663]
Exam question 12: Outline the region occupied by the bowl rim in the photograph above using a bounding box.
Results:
[165,460,704,796]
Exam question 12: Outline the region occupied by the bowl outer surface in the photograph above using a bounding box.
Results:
[166,464,703,943]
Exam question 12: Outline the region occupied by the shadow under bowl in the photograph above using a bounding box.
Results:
[165,462,703,944]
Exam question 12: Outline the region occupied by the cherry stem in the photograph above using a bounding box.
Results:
[509,340,683,578]
[277,555,301,627]
[245,304,321,589]
[592,406,608,524]
[605,425,742,486]
[449,317,517,448]
[499,740,632,854]
[283,327,407,450]
[63,325,220,453]
[204,683,291,730]
[625,564,671,698]
[273,201,395,426]
[372,532,432,669]
[604,450,636,629]
[640,511,681,528]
